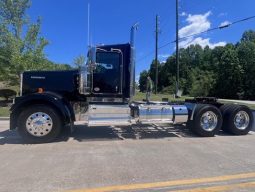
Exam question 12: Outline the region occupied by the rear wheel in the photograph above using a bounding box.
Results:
[17,105,62,143]
[189,104,223,137]
[220,104,236,131]
[221,105,253,135]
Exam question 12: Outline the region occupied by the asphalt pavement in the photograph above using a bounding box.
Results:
[0,112,254,192]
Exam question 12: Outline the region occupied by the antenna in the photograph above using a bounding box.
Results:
[87,3,90,48]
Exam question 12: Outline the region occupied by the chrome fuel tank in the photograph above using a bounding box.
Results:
[135,103,188,124]
[138,104,174,124]
[172,105,189,124]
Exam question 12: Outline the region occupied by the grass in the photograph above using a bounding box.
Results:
[133,92,191,102]
[0,107,10,117]
[220,100,255,110]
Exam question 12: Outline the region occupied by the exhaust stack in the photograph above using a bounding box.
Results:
[130,23,139,100]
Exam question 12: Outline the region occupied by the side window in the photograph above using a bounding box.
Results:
[95,52,120,74]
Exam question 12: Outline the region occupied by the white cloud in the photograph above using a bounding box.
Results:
[158,54,170,63]
[180,37,226,49]
[135,75,140,83]
[159,54,170,59]
[179,11,211,38]
[179,11,226,49]
[220,20,231,27]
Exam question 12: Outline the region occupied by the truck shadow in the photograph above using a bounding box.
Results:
[70,124,195,142]
[0,124,195,145]
[0,123,253,145]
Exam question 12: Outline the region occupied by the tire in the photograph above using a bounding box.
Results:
[17,104,62,143]
[220,104,237,131]
[220,104,234,115]
[221,105,253,135]
[189,104,223,137]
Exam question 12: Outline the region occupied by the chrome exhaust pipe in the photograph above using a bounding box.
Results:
[129,23,139,101]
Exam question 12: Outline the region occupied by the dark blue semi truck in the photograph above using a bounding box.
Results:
[9,25,254,143]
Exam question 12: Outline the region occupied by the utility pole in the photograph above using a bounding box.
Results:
[176,0,180,96]
[155,14,159,95]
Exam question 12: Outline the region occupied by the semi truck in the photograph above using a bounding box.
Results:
[10,25,254,143]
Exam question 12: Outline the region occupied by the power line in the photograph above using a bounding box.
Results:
[137,15,255,62]
[232,15,255,25]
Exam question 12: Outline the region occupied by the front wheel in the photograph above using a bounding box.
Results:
[17,104,62,143]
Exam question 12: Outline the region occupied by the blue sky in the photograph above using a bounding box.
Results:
[27,0,255,79]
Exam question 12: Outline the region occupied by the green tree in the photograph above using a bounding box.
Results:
[158,56,176,92]
[0,0,30,38]
[213,45,243,99]
[190,69,215,97]
[138,70,148,92]
[241,30,255,43]
[0,0,71,85]
[73,55,86,70]
[237,41,255,99]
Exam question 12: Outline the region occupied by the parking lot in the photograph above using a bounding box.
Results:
[0,112,255,192]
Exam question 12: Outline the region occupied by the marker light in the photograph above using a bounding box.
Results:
[38,88,44,93]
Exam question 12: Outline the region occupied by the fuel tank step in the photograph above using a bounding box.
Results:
[88,104,131,127]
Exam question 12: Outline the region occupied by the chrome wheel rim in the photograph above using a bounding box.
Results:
[234,111,250,130]
[200,111,218,131]
[26,112,53,137]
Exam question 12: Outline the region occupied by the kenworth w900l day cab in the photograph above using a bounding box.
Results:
[10,25,254,143]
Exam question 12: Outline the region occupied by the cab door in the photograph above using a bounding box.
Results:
[92,51,122,94]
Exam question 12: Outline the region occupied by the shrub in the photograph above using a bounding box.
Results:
[161,85,175,95]
[0,89,17,101]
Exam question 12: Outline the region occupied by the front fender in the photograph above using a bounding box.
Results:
[10,92,75,130]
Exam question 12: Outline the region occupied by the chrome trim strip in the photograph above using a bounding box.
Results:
[111,48,124,94]
[87,97,124,103]
[138,120,174,124]
[20,73,23,96]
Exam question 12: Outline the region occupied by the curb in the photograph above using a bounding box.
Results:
[0,117,10,121]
